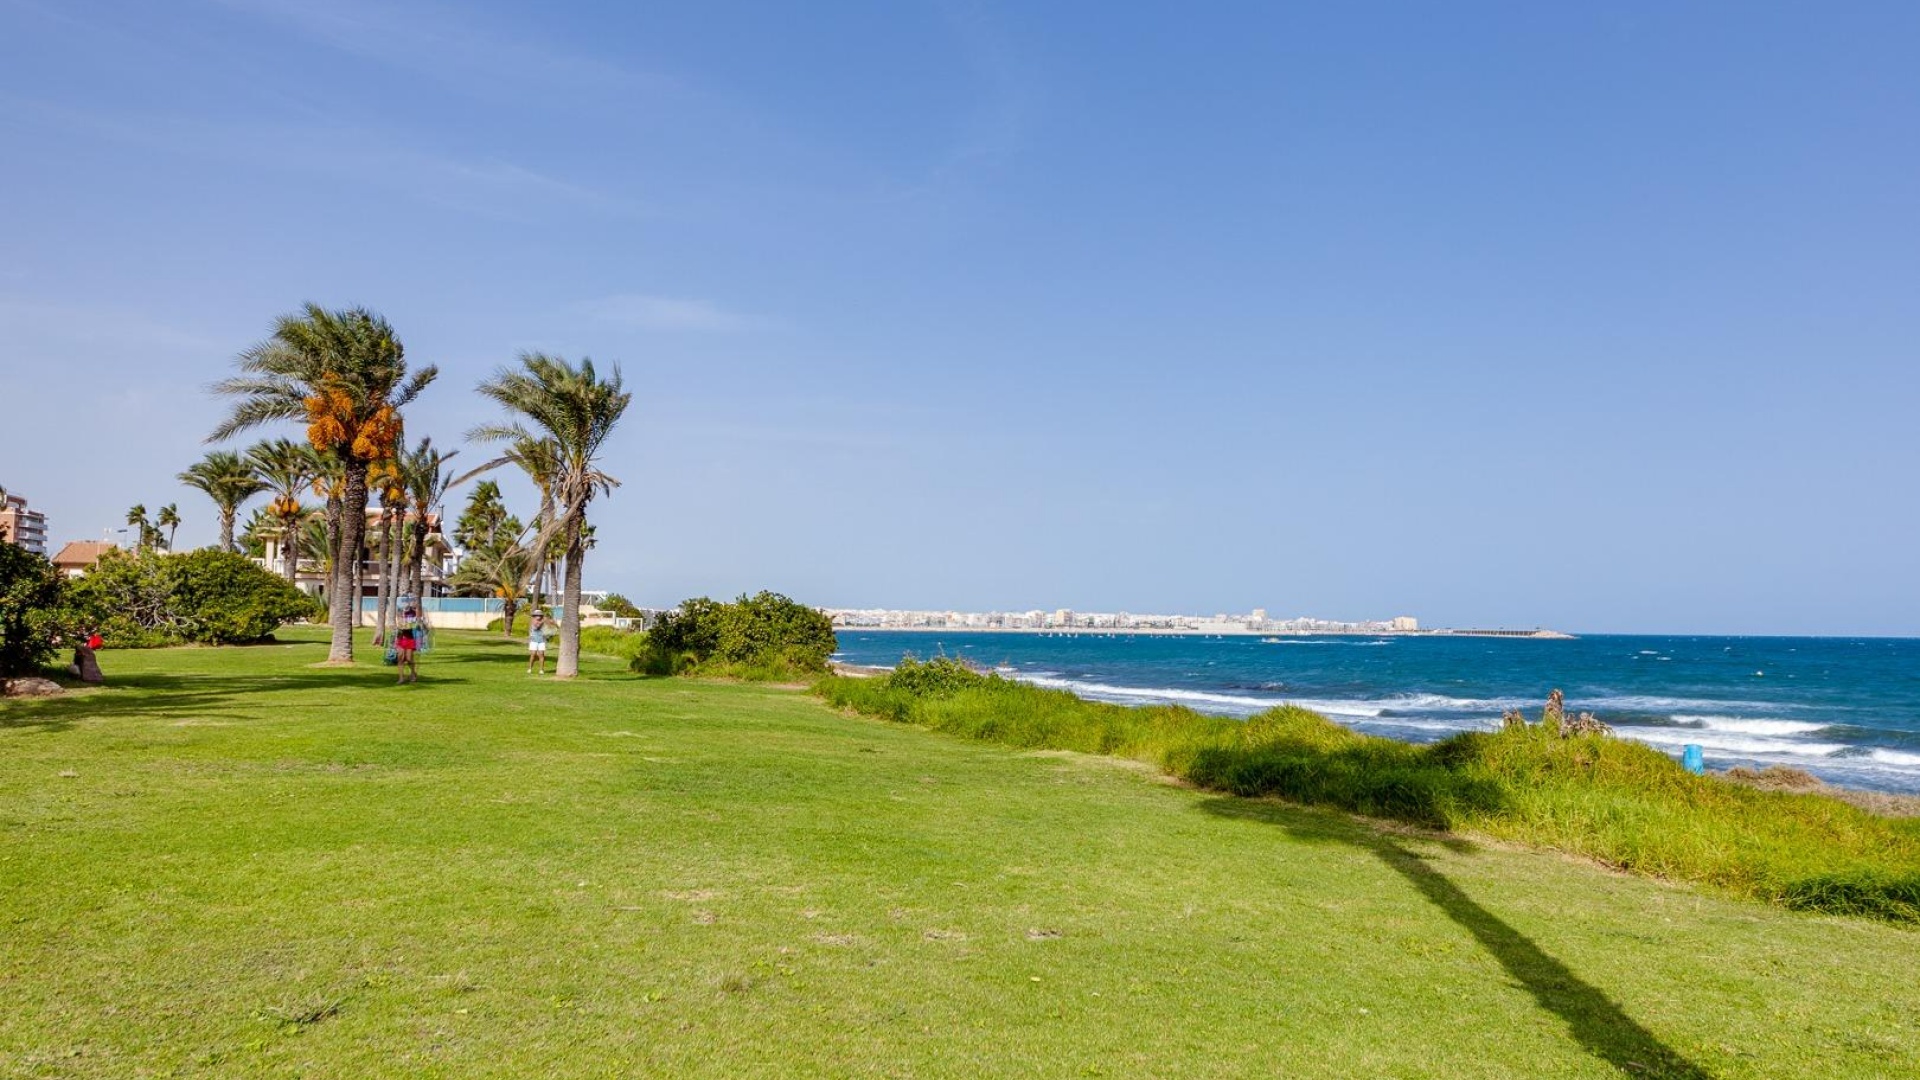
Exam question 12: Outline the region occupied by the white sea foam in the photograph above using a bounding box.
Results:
[1008,674,1514,720]
[1670,716,1829,736]
[1868,749,1920,767]
[1351,716,1494,735]
[1614,727,1847,758]
[1016,675,1283,711]
[1281,698,1388,718]
[1589,694,1783,713]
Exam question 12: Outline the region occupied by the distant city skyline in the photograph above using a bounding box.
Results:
[4,3,1918,636]
[827,606,1421,635]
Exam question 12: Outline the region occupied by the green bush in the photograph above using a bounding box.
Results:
[486,610,555,635]
[886,655,993,696]
[597,593,642,619]
[65,549,315,647]
[634,591,836,680]
[164,550,317,644]
[817,670,1920,924]
[0,544,67,678]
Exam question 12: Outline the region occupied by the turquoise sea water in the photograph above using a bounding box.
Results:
[831,632,1920,794]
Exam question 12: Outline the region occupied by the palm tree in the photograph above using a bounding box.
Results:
[210,305,437,664]
[448,538,535,639]
[296,513,333,578]
[451,479,517,554]
[470,354,631,678]
[237,505,275,557]
[369,456,409,644]
[177,451,264,552]
[155,503,182,551]
[311,455,346,608]
[484,433,561,608]
[125,504,149,551]
[402,438,462,605]
[247,438,323,581]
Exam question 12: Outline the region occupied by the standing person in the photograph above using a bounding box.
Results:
[527,610,550,675]
[395,604,422,684]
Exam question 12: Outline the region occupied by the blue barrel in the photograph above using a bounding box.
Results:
[1681,744,1705,775]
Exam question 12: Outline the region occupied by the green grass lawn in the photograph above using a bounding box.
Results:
[3,630,1917,1078]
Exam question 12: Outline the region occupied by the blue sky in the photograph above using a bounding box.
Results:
[2,1,1916,635]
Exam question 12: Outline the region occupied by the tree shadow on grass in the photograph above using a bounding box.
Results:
[1198,797,1710,1080]
[0,668,403,733]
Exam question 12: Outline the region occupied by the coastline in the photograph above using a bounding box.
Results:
[825,655,1920,812]
[833,626,1576,640]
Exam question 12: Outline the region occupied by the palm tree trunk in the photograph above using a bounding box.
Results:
[558,520,584,678]
[373,514,393,644]
[392,516,406,628]
[502,595,518,639]
[329,462,367,664]
[409,517,429,600]
[281,514,299,581]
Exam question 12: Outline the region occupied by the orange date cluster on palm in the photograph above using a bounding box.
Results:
[303,378,402,461]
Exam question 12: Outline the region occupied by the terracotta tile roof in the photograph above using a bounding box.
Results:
[51,540,116,568]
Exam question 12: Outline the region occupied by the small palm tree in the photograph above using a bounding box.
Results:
[297,513,333,576]
[247,438,323,581]
[155,503,182,551]
[470,353,631,678]
[369,455,410,643]
[237,506,276,557]
[211,305,437,664]
[125,504,149,551]
[178,451,265,552]
[401,438,463,603]
[449,538,535,639]
[485,433,561,607]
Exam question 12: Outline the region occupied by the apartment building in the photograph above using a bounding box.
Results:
[0,492,49,556]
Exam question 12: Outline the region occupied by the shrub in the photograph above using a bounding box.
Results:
[164,550,317,644]
[887,655,993,696]
[63,549,178,647]
[597,593,642,619]
[634,591,836,680]
[486,610,555,635]
[0,544,67,678]
[65,549,315,646]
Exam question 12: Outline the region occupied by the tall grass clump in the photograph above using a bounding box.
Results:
[576,625,648,662]
[818,661,1920,924]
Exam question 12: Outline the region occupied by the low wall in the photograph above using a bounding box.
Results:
[356,598,617,631]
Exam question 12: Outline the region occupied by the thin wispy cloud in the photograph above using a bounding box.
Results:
[0,296,226,355]
[207,0,672,99]
[932,1,1035,172]
[579,294,751,332]
[3,96,639,222]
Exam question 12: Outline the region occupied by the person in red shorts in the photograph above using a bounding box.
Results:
[395,605,422,684]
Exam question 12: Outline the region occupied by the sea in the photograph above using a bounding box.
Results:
[830,632,1920,794]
